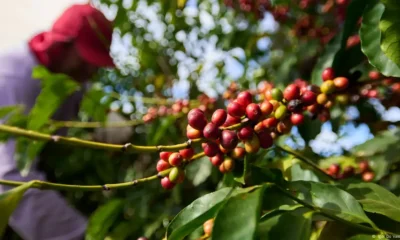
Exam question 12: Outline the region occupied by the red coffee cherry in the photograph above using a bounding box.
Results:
[244,134,260,153]
[160,152,172,161]
[362,171,375,182]
[263,117,278,128]
[219,158,235,173]
[343,166,355,178]
[211,109,228,126]
[257,131,273,149]
[368,71,380,80]
[260,101,274,115]
[254,122,266,133]
[307,103,320,114]
[227,101,246,118]
[202,142,219,157]
[236,91,253,107]
[367,89,378,98]
[156,160,171,172]
[187,108,207,130]
[358,160,369,173]
[301,90,317,106]
[333,77,349,90]
[168,152,183,166]
[318,108,331,122]
[231,147,246,159]
[203,219,214,235]
[237,125,254,140]
[179,148,195,160]
[161,177,175,190]
[284,84,301,101]
[246,103,262,121]
[223,114,241,127]
[329,164,340,176]
[186,125,203,139]
[210,152,224,166]
[203,122,221,140]
[221,130,239,150]
[290,113,304,125]
[322,67,335,81]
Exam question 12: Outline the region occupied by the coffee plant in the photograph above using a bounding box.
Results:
[2,0,400,239]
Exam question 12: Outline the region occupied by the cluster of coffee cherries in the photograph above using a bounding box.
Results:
[325,160,375,181]
[142,94,216,123]
[223,0,289,20]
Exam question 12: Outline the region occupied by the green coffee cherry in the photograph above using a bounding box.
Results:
[320,80,336,94]
[169,167,183,183]
[274,105,287,120]
[271,88,283,101]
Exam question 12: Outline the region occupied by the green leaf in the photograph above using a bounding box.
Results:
[0,182,34,236]
[287,181,376,227]
[80,88,108,122]
[348,234,375,240]
[345,182,400,222]
[360,2,400,77]
[186,156,212,186]
[85,199,124,240]
[297,115,322,143]
[212,187,265,240]
[380,0,400,68]
[257,211,312,240]
[233,156,249,185]
[352,129,400,157]
[0,105,23,120]
[289,163,320,182]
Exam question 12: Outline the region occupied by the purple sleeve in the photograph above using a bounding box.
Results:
[0,46,87,240]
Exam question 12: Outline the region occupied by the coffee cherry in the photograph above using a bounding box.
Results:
[169,167,184,183]
[271,88,283,101]
[269,100,280,110]
[318,108,331,122]
[362,171,375,182]
[161,177,175,190]
[290,113,304,125]
[333,77,349,90]
[157,160,171,172]
[367,89,378,98]
[227,101,246,118]
[274,105,288,120]
[246,103,262,121]
[277,120,292,134]
[320,80,336,94]
[238,125,254,140]
[187,108,207,130]
[329,164,340,176]
[257,131,273,149]
[186,125,203,139]
[203,219,214,235]
[317,93,329,105]
[211,109,228,126]
[301,90,317,106]
[219,158,235,173]
[231,147,246,159]
[260,101,274,115]
[306,84,321,94]
[264,89,273,101]
[324,100,334,109]
[203,122,221,140]
[284,84,300,101]
[287,99,303,113]
[263,117,278,128]
[221,130,239,150]
[322,67,335,81]
[223,114,241,127]
[168,153,183,166]
[160,152,172,161]
[336,94,349,105]
[307,103,320,114]
[358,160,369,173]
[369,71,380,80]
[179,148,195,160]
[343,166,355,178]
[244,134,260,153]
[236,91,253,107]
[210,152,224,166]
[202,142,219,157]
[254,122,266,133]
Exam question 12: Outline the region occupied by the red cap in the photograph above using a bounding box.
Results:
[29,3,115,67]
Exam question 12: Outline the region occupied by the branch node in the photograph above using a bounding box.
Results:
[102,185,110,191]
[51,135,61,142]
[157,173,164,179]
[122,143,132,152]
[186,139,192,148]
[156,145,163,152]
[132,180,139,186]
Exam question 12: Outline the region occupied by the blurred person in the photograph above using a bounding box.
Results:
[0,3,115,240]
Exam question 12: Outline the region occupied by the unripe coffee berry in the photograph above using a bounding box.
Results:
[336,94,349,105]
[271,88,283,101]
[244,134,260,153]
[274,105,288,120]
[269,100,280,111]
[186,125,203,139]
[168,153,183,166]
[231,147,246,159]
[236,91,253,107]
[203,219,214,235]
[284,84,300,101]
[317,93,329,105]
[161,177,175,190]
[211,109,228,126]
[322,67,335,81]
[263,117,278,128]
[169,167,184,183]
[290,113,304,125]
[287,99,303,113]
[301,91,317,106]
[210,152,224,166]
[157,160,171,172]
[160,152,172,161]
[221,130,239,150]
[237,125,254,140]
[246,103,262,121]
[179,148,195,160]
[260,101,273,115]
[324,100,334,109]
[320,80,336,94]
[227,101,246,118]
[219,158,235,173]
[203,122,221,140]
[257,131,273,149]
[187,108,207,130]
[202,142,219,157]
[333,77,349,90]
